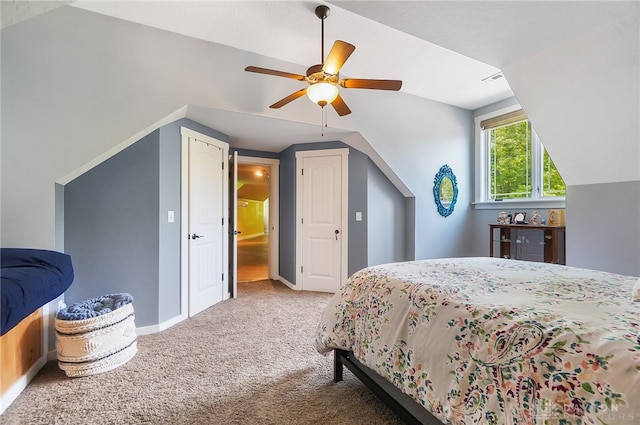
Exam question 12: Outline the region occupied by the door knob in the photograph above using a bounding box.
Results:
[190,233,204,239]
[335,229,340,240]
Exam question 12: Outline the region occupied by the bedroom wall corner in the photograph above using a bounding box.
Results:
[367,158,409,267]
[278,146,297,285]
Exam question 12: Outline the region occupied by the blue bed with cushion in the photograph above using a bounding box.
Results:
[1,248,74,336]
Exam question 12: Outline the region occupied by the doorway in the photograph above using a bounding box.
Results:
[235,157,279,284]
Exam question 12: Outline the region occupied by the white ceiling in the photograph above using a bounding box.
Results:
[69,0,513,111]
[2,1,634,161]
[58,0,516,153]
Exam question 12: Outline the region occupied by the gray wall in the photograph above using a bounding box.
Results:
[347,149,369,276]
[278,141,360,284]
[158,123,181,323]
[566,181,640,276]
[278,141,389,284]
[64,118,228,327]
[367,159,409,266]
[278,145,297,284]
[65,130,161,326]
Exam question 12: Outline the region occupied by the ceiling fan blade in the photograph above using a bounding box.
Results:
[245,66,306,81]
[341,79,403,91]
[331,94,351,116]
[269,88,308,109]
[322,40,356,75]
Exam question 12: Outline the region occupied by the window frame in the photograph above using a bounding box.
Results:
[474,104,566,210]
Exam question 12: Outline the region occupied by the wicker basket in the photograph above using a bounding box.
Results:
[55,294,137,377]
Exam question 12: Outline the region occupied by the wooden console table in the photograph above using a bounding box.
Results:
[489,223,566,264]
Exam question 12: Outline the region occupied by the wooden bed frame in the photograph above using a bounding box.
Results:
[333,349,443,425]
[0,308,49,414]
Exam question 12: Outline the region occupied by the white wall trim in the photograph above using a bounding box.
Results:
[135,312,186,336]
[180,131,189,320]
[0,355,47,414]
[277,276,296,290]
[295,148,349,159]
[474,103,522,203]
[57,106,188,185]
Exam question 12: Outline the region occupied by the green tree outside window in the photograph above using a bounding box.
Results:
[488,120,565,200]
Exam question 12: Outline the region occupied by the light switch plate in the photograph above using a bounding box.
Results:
[168,210,175,223]
[355,211,362,221]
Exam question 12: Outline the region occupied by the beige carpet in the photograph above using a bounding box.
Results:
[2,280,403,424]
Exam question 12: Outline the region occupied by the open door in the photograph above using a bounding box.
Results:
[228,151,238,298]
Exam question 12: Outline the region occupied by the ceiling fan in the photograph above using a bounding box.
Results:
[245,5,402,116]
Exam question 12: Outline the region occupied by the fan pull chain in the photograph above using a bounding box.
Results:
[325,106,329,129]
[319,106,329,136]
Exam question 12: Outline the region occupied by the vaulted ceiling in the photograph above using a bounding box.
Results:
[2,1,638,252]
[2,1,637,186]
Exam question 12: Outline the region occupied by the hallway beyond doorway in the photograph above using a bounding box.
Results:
[237,235,269,282]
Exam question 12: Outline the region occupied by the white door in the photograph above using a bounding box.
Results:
[296,149,348,293]
[188,137,225,316]
[229,151,238,298]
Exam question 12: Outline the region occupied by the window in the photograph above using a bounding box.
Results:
[478,107,565,202]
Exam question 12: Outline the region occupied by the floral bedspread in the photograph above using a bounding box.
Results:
[316,258,640,424]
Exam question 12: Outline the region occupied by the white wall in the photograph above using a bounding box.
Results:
[344,93,474,260]
[498,10,640,276]
[503,15,639,186]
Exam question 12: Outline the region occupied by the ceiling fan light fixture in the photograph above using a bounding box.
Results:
[306,82,339,107]
[244,4,401,117]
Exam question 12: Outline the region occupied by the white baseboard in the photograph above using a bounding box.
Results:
[0,355,47,415]
[277,276,297,290]
[136,313,186,336]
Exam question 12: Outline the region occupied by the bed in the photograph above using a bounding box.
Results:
[316,257,640,425]
[1,248,74,412]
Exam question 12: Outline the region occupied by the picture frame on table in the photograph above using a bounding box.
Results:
[513,212,527,224]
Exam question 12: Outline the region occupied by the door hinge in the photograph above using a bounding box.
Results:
[222,162,225,170]
[301,266,303,273]
[222,273,224,281]
[301,168,304,175]
[301,217,304,224]
[222,217,224,225]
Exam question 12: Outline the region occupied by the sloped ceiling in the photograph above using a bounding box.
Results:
[68,0,513,110]
[1,1,638,249]
[3,1,635,186]
[238,164,270,202]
